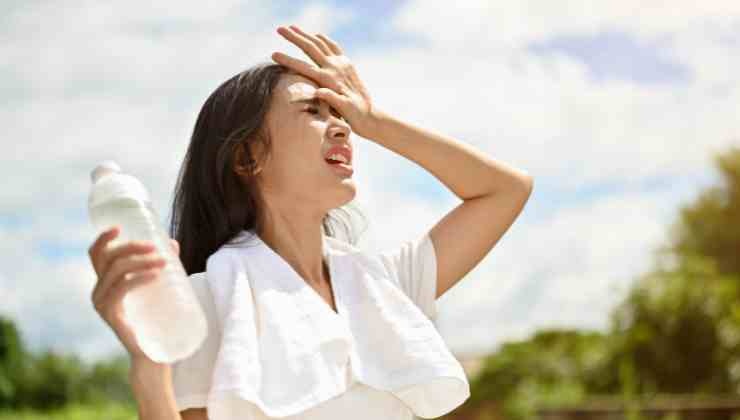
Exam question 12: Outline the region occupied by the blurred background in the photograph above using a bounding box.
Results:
[1,1,739,419]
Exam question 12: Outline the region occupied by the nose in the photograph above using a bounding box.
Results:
[327,118,350,140]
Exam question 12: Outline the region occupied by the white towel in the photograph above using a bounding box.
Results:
[201,229,470,419]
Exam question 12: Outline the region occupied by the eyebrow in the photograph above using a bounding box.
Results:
[289,97,321,105]
[289,96,344,120]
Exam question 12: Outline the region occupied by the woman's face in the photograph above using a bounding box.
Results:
[257,72,356,212]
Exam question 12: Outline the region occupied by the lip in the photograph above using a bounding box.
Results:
[326,161,354,176]
[324,145,352,165]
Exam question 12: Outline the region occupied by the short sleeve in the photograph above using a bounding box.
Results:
[375,232,438,321]
[170,272,221,411]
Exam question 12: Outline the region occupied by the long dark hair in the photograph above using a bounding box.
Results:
[168,62,367,275]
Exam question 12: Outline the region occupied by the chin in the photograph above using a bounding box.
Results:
[330,182,357,208]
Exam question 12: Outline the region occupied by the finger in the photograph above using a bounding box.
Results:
[92,240,157,305]
[94,256,165,314]
[93,251,166,309]
[286,25,332,58]
[277,26,329,68]
[315,33,343,55]
[98,240,157,285]
[271,52,327,84]
[88,226,120,274]
[105,268,163,313]
[315,88,348,116]
[288,25,332,56]
[93,251,165,311]
[315,88,351,124]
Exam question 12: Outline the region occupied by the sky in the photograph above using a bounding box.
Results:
[1,0,738,363]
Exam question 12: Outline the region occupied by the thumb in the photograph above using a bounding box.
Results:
[170,239,180,257]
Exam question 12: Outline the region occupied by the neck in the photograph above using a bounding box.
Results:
[256,204,329,287]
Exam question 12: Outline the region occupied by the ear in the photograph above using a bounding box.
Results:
[234,142,263,176]
[170,238,180,256]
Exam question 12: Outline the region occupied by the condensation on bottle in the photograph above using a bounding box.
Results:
[88,160,207,363]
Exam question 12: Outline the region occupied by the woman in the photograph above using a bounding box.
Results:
[88,24,533,420]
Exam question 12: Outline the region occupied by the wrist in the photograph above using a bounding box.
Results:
[128,357,179,419]
[359,106,388,140]
[129,356,171,386]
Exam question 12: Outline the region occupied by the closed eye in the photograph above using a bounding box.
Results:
[305,106,346,122]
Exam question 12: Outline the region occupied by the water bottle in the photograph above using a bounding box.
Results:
[88,160,207,363]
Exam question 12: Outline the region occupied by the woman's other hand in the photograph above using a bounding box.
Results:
[88,226,179,362]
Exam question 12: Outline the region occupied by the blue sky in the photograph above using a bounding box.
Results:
[1,1,738,362]
[529,29,691,84]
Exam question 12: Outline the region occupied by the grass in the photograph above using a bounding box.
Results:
[0,401,137,420]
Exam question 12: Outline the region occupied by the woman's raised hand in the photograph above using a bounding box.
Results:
[88,226,179,362]
[272,24,378,139]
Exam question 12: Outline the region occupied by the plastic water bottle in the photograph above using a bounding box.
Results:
[88,160,207,363]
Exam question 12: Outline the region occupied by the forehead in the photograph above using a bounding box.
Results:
[276,73,320,104]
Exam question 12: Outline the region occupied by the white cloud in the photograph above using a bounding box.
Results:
[1,0,738,363]
[394,1,740,47]
[435,183,709,356]
[350,34,739,190]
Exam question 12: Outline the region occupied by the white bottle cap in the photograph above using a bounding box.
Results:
[88,160,151,208]
[91,160,122,183]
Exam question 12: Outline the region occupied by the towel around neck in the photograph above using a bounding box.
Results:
[200,228,470,419]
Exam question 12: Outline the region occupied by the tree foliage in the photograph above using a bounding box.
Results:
[610,253,740,394]
[464,146,740,419]
[468,329,617,420]
[665,146,740,276]
[0,314,133,411]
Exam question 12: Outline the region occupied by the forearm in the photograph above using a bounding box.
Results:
[365,109,532,200]
[129,358,181,420]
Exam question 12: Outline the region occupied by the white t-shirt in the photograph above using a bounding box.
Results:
[171,232,455,419]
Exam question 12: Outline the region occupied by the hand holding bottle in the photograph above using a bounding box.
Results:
[88,225,180,362]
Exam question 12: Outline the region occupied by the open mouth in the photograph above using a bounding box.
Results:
[325,157,350,165]
[324,158,353,175]
[323,146,353,176]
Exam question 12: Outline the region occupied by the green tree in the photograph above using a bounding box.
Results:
[76,355,134,406]
[608,146,740,395]
[0,314,134,411]
[609,253,740,394]
[16,351,86,410]
[468,329,614,420]
[0,316,26,408]
[664,146,740,277]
